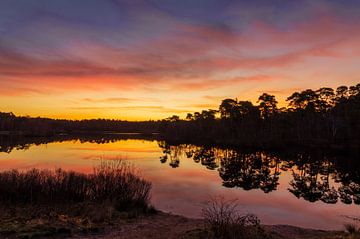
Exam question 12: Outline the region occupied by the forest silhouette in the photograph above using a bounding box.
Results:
[160,84,360,151]
[0,83,359,151]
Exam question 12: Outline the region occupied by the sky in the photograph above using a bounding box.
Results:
[0,0,359,120]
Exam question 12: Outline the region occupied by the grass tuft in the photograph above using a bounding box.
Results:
[202,196,270,239]
[344,217,360,239]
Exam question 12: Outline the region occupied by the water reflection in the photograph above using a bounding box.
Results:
[158,142,360,205]
[0,135,359,229]
[0,134,156,153]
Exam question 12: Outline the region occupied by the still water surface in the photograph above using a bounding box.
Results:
[0,138,359,230]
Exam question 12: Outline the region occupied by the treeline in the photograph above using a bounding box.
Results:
[0,113,159,136]
[160,83,360,150]
[1,83,359,150]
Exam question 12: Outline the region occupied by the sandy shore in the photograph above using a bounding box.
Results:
[74,212,347,239]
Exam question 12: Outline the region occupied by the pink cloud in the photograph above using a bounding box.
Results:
[0,15,359,98]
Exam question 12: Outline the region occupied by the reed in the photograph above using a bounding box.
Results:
[0,160,151,211]
[202,196,269,239]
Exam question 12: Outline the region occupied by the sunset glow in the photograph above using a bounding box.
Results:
[1,0,359,120]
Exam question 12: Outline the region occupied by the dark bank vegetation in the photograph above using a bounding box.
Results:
[0,113,159,136]
[160,83,360,151]
[0,161,154,238]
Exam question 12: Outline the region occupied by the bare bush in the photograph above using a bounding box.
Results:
[344,216,360,239]
[0,160,151,211]
[202,196,269,239]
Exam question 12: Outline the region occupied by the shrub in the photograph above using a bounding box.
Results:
[202,197,269,239]
[344,216,360,239]
[0,160,151,211]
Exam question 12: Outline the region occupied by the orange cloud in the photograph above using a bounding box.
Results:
[1,14,359,119]
[1,15,359,87]
[169,75,276,91]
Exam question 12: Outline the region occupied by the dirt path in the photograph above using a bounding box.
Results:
[75,212,203,239]
[74,212,347,239]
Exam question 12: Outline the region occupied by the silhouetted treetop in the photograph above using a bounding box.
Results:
[1,83,359,150]
[257,93,278,119]
[160,83,359,150]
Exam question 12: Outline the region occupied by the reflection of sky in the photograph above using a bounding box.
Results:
[0,139,358,229]
[1,0,360,119]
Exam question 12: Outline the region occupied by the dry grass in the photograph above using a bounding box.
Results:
[344,217,360,239]
[202,196,270,239]
[0,161,154,238]
[0,160,151,211]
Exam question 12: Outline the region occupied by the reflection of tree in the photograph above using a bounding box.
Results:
[259,154,281,193]
[289,173,325,203]
[0,134,157,153]
[193,148,218,170]
[158,141,181,168]
[0,136,32,153]
[6,136,358,206]
[158,142,360,205]
[219,151,280,193]
[334,162,360,205]
[158,142,221,170]
[289,159,329,203]
[287,153,360,205]
[337,181,360,205]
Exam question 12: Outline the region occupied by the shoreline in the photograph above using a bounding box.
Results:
[1,132,359,155]
[0,204,347,239]
[73,211,346,239]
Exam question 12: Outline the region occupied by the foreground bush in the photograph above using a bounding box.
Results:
[344,216,360,239]
[0,161,151,210]
[202,197,270,239]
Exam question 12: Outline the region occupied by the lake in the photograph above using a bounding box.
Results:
[0,136,359,230]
